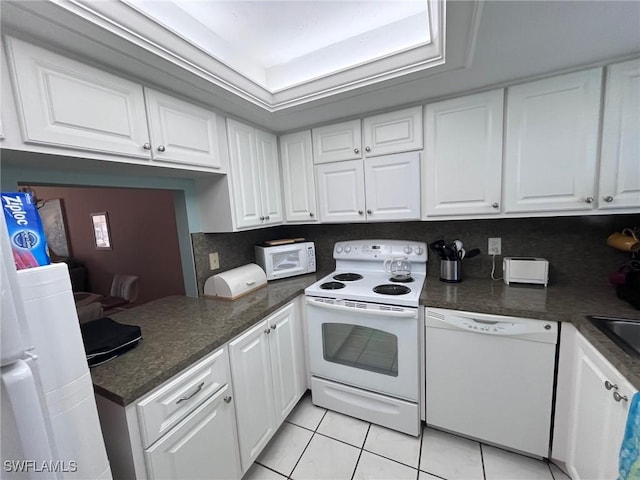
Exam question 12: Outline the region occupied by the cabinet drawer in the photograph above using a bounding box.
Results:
[144,383,241,480]
[137,347,229,448]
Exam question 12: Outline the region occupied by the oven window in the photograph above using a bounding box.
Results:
[272,251,301,271]
[321,324,398,377]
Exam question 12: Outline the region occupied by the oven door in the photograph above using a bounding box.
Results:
[306,297,419,402]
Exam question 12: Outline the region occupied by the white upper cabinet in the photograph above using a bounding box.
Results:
[312,119,362,164]
[362,106,423,157]
[5,36,150,158]
[364,153,421,221]
[423,89,504,217]
[316,159,366,222]
[144,88,222,169]
[312,107,423,164]
[504,68,602,213]
[316,152,421,223]
[227,119,283,229]
[256,129,284,225]
[4,36,225,173]
[279,130,318,223]
[598,59,640,211]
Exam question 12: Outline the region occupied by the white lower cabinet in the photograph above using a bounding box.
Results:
[96,346,242,480]
[553,323,637,479]
[145,384,239,480]
[229,300,306,473]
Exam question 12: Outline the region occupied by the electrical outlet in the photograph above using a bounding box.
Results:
[209,252,220,270]
[488,238,502,256]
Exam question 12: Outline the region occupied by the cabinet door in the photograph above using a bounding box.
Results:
[280,131,318,223]
[364,152,421,221]
[145,384,241,480]
[266,303,306,424]
[316,159,366,223]
[229,321,277,471]
[424,90,504,217]
[599,59,640,210]
[504,69,602,213]
[4,36,150,158]
[566,332,636,480]
[145,88,222,169]
[363,106,423,157]
[256,129,283,226]
[227,119,263,229]
[312,119,362,164]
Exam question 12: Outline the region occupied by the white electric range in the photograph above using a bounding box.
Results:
[304,239,427,436]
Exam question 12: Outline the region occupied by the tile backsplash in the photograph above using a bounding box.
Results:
[192,214,639,294]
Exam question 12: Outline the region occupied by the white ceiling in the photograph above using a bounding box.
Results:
[125,0,431,91]
[1,1,639,132]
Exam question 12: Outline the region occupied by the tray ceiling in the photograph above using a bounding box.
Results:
[1,1,638,132]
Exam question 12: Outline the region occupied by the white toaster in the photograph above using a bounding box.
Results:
[503,257,549,287]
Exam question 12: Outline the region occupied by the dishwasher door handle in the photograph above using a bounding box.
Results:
[306,298,417,318]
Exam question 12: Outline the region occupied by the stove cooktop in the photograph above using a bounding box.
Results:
[305,240,428,307]
[305,270,425,307]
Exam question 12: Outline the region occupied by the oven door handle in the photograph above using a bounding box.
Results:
[306,297,417,318]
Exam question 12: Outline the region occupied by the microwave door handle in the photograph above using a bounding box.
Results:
[306,297,417,318]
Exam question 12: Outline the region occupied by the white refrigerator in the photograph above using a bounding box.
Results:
[1,216,112,479]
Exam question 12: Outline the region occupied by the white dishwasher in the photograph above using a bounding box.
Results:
[425,307,558,458]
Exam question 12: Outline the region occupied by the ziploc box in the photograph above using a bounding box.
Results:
[2,192,51,269]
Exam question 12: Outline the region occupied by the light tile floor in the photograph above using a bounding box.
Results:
[243,394,572,480]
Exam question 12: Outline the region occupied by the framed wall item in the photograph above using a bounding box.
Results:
[39,198,72,258]
[91,212,112,250]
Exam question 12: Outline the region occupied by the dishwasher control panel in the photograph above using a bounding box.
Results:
[425,307,557,343]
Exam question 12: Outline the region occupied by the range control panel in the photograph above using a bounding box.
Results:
[333,239,428,263]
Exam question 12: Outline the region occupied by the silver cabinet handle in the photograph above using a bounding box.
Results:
[354,148,360,154]
[143,143,151,150]
[264,328,271,334]
[224,396,232,404]
[358,210,363,215]
[604,196,613,202]
[176,382,205,404]
[367,209,372,214]
[260,216,265,221]
[605,380,618,390]
[270,324,277,330]
[157,145,166,152]
[585,196,594,204]
[309,212,314,217]
[492,202,499,209]
[614,391,628,402]
[365,146,371,152]
[265,215,270,220]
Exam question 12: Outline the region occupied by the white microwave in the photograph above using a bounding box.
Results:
[254,241,316,281]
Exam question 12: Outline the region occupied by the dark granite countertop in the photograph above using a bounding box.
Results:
[91,272,640,406]
[90,273,323,406]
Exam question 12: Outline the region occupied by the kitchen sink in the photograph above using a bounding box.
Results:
[587,315,640,360]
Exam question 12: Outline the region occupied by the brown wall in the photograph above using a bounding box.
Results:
[27,185,185,306]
